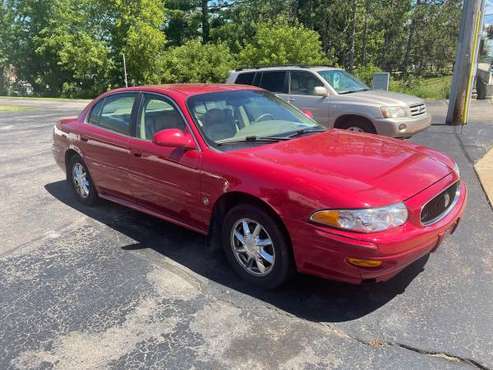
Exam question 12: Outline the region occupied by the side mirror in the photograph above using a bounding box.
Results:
[152,129,195,150]
[301,109,314,119]
[314,86,329,96]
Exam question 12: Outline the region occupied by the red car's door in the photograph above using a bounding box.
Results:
[126,93,206,231]
[79,92,139,198]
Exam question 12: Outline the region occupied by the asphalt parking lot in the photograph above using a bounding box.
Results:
[1,98,492,369]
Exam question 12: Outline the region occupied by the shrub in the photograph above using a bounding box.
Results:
[237,20,329,67]
[161,40,235,83]
[353,64,383,85]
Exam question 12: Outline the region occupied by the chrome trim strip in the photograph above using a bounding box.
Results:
[420,181,460,226]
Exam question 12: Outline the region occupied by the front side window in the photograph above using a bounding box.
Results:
[290,71,325,95]
[318,70,368,94]
[187,90,323,149]
[88,93,137,135]
[137,94,186,140]
[258,71,288,93]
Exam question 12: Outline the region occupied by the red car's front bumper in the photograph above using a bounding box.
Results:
[288,176,467,284]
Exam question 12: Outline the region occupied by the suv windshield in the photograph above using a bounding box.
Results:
[187,90,324,149]
[318,70,368,94]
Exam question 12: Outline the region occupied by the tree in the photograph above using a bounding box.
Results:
[238,20,330,66]
[101,0,166,86]
[0,0,15,94]
[161,40,234,83]
[4,0,166,97]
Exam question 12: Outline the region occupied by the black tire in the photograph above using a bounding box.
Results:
[221,204,294,289]
[68,154,98,206]
[338,119,376,134]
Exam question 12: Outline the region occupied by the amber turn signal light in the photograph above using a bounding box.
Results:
[346,257,383,268]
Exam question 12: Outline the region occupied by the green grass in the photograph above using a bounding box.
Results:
[0,105,33,112]
[390,75,452,100]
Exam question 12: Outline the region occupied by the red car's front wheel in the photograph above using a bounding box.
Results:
[222,204,294,289]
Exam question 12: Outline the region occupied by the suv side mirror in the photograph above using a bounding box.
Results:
[314,86,329,96]
[153,129,195,150]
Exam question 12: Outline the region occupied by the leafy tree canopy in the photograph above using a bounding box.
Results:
[0,0,466,97]
[238,20,329,67]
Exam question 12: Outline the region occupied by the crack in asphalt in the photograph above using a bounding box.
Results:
[140,245,493,369]
[321,322,490,370]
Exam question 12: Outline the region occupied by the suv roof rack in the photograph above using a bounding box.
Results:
[235,64,332,71]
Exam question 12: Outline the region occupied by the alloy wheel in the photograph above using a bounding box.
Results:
[72,162,90,198]
[230,218,275,276]
[347,126,365,132]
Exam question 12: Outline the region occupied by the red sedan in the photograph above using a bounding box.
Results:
[52,84,467,288]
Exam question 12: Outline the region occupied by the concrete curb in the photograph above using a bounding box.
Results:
[474,147,493,208]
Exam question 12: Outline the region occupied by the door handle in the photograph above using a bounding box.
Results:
[132,151,142,158]
[288,98,296,102]
[80,135,88,142]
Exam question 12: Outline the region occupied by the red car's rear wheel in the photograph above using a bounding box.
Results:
[68,154,98,206]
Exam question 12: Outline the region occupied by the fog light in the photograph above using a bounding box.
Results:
[398,124,407,131]
[346,257,383,268]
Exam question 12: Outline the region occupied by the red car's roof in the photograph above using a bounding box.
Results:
[109,84,261,97]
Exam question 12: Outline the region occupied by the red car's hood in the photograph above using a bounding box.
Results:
[230,130,452,206]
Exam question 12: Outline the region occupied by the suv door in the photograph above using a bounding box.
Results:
[257,71,289,101]
[127,93,205,231]
[82,92,138,198]
[288,70,330,126]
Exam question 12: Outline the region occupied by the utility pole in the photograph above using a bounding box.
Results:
[446,0,485,125]
[122,53,128,88]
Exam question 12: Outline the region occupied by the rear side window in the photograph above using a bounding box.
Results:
[88,93,137,135]
[87,100,104,124]
[235,72,255,85]
[258,71,288,93]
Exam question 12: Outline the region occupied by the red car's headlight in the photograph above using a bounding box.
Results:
[310,202,408,233]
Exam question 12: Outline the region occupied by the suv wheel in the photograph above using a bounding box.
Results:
[222,204,294,289]
[339,119,376,134]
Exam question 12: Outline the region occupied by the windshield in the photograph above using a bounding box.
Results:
[318,70,369,94]
[187,90,324,149]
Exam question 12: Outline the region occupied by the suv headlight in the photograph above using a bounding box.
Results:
[310,202,408,233]
[381,106,408,118]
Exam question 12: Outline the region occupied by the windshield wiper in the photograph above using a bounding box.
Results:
[285,127,326,138]
[216,136,290,146]
[339,88,369,95]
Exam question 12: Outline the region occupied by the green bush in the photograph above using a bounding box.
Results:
[353,65,382,85]
[161,40,235,83]
[238,20,329,67]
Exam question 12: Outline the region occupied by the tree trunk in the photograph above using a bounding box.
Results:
[361,0,369,66]
[201,0,209,44]
[402,0,422,74]
[348,0,357,71]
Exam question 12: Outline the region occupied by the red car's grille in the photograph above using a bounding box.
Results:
[421,182,459,225]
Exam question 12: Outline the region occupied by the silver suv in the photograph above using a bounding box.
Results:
[226,66,431,138]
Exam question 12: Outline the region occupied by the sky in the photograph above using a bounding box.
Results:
[486,0,493,25]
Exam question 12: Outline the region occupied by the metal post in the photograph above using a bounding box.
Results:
[446,0,485,125]
[122,53,128,88]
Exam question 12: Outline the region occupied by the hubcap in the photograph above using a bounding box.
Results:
[230,218,275,276]
[347,126,365,132]
[72,162,90,198]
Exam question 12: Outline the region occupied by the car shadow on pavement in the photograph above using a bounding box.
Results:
[45,180,428,323]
